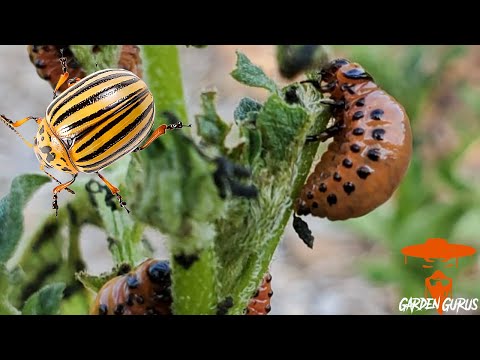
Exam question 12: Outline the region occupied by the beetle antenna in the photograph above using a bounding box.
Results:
[0,115,33,148]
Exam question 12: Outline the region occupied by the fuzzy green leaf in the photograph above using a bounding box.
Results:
[0,174,50,263]
[230,51,278,93]
[22,282,66,315]
[0,264,20,315]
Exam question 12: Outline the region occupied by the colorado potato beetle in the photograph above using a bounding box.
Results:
[1,53,190,215]
[245,272,273,315]
[294,58,412,221]
[91,259,172,315]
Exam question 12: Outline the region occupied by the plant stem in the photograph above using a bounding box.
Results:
[142,45,218,314]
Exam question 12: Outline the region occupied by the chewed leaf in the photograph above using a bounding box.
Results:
[234,97,263,126]
[230,51,278,93]
[195,91,231,149]
[0,174,50,263]
[22,282,66,315]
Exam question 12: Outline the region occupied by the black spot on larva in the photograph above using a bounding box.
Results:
[327,194,337,206]
[126,275,139,289]
[98,304,108,315]
[312,201,319,208]
[342,158,353,168]
[268,290,274,297]
[148,261,171,284]
[126,293,135,306]
[114,304,125,315]
[319,183,327,192]
[343,68,373,81]
[343,182,355,195]
[297,204,311,216]
[352,111,364,120]
[253,289,260,298]
[39,125,45,135]
[367,148,381,161]
[134,294,144,304]
[265,304,272,313]
[266,273,272,282]
[333,172,342,181]
[350,143,361,153]
[370,109,384,120]
[372,128,386,140]
[355,98,365,107]
[306,191,314,199]
[357,166,373,179]
[352,128,364,136]
[174,253,200,269]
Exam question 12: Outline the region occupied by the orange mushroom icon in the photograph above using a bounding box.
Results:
[401,238,476,314]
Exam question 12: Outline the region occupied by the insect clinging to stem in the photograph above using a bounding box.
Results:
[1,47,191,216]
[294,58,412,223]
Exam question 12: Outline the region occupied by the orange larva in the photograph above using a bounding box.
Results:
[27,45,143,92]
[27,45,86,93]
[246,272,273,315]
[295,58,412,221]
[90,259,172,315]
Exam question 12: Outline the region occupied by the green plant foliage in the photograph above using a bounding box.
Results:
[22,283,66,315]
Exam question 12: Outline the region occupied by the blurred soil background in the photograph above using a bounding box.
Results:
[1,45,479,314]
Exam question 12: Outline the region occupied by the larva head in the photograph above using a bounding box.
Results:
[319,58,374,99]
[33,119,77,174]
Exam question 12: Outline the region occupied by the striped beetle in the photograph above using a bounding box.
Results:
[1,53,190,215]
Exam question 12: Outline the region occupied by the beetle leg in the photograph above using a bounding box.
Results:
[306,123,346,143]
[40,164,75,195]
[96,172,130,213]
[53,54,69,99]
[133,112,192,152]
[52,174,78,217]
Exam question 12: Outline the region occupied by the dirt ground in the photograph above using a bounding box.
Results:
[0,45,402,314]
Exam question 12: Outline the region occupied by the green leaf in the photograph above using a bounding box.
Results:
[195,91,231,149]
[70,45,120,74]
[0,174,50,263]
[0,264,20,315]
[76,262,131,293]
[234,97,263,123]
[22,283,66,315]
[230,51,278,93]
